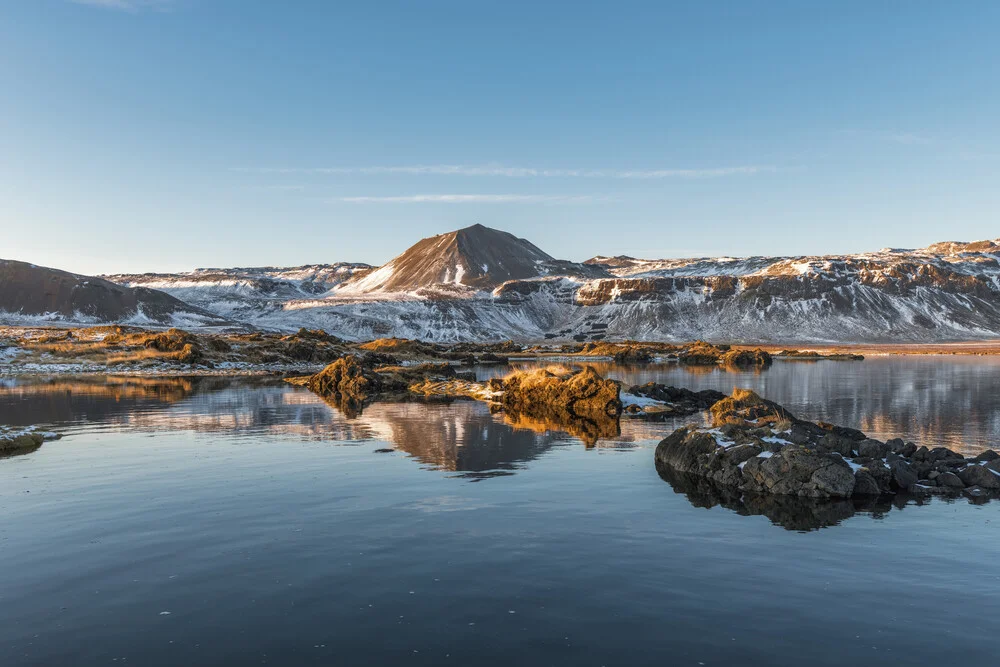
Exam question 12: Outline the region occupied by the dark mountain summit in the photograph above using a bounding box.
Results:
[341,224,609,293]
[0,259,225,325]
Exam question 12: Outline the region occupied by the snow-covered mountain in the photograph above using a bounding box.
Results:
[337,223,608,295]
[107,263,372,323]
[64,230,1000,343]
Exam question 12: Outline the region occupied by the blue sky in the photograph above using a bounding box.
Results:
[2,0,999,274]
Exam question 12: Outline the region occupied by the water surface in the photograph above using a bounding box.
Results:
[1,360,998,666]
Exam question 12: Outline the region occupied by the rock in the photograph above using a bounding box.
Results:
[957,464,1000,490]
[927,447,962,463]
[677,341,728,366]
[857,439,890,459]
[741,446,856,498]
[900,442,918,458]
[306,355,383,400]
[936,471,965,488]
[654,428,721,472]
[718,348,773,368]
[912,445,930,461]
[628,383,725,415]
[709,389,797,428]
[972,450,999,463]
[501,366,622,417]
[886,438,906,453]
[963,485,990,500]
[853,470,882,496]
[820,434,855,456]
[890,459,918,491]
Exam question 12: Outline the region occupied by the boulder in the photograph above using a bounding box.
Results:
[857,439,890,459]
[741,447,856,498]
[654,428,720,473]
[972,450,999,463]
[957,464,1000,490]
[889,459,918,491]
[853,470,881,496]
[936,471,965,489]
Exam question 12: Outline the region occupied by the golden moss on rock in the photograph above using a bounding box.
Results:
[709,388,797,427]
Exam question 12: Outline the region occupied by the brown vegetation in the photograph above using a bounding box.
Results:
[709,388,796,428]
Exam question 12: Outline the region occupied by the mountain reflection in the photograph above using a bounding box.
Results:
[0,376,663,477]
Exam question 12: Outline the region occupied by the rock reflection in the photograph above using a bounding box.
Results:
[0,377,662,478]
[655,464,987,531]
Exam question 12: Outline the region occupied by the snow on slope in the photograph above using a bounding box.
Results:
[95,233,1000,343]
[107,263,372,321]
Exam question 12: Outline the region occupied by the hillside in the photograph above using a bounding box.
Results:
[0,259,227,327]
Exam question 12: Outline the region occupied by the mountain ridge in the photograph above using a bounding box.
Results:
[6,227,1000,343]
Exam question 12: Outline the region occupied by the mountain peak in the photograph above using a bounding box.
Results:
[340,225,592,293]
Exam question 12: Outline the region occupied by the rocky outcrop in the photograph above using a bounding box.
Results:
[718,348,773,368]
[655,389,1000,501]
[1,427,60,458]
[708,388,797,427]
[623,383,725,418]
[500,366,622,418]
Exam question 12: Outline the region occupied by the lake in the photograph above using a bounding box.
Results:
[1,358,999,666]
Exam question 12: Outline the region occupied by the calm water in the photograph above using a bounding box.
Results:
[1,359,999,666]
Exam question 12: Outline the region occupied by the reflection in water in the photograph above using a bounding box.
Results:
[0,376,663,478]
[482,357,1000,455]
[654,465,950,531]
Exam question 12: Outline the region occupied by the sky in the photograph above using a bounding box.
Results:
[2,0,999,275]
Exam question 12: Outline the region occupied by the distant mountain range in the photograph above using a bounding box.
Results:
[4,226,1000,343]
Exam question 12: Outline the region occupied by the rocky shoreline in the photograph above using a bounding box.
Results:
[655,389,999,501]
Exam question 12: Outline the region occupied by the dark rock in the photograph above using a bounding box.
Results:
[890,459,918,491]
[936,471,964,488]
[886,438,906,453]
[972,450,999,463]
[853,470,881,496]
[654,428,721,472]
[820,434,855,457]
[741,447,856,498]
[957,464,1000,490]
[857,439,889,459]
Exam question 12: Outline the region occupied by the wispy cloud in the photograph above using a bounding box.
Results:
[334,194,597,204]
[70,0,171,11]
[885,132,934,146]
[838,129,936,146]
[234,164,776,179]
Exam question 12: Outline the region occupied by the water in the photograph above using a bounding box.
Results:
[1,359,999,666]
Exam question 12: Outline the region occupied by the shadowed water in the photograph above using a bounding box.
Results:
[0,360,999,666]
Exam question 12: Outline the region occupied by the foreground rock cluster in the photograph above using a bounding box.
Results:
[655,389,1000,500]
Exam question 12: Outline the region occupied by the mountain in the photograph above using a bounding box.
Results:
[107,263,372,322]
[338,223,608,294]
[22,228,1000,344]
[0,259,227,327]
